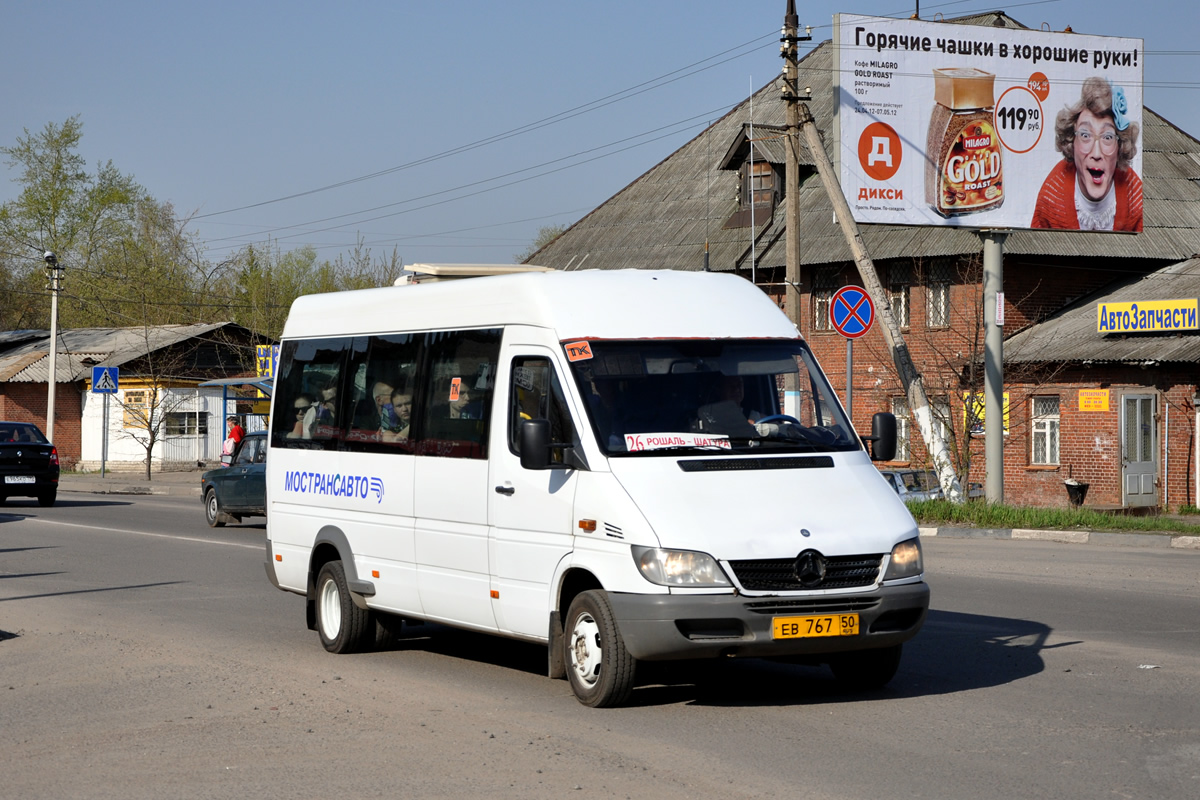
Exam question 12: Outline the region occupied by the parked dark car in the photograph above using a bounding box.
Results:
[0,421,60,507]
[201,431,267,527]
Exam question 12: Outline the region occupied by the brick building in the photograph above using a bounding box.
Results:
[527,11,1200,509]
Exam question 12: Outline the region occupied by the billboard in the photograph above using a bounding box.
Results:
[833,15,1143,231]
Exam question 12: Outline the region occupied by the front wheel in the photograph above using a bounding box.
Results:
[204,490,224,527]
[829,644,903,691]
[564,590,636,707]
[315,560,373,654]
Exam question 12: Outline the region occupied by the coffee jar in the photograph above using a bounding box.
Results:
[925,68,1004,217]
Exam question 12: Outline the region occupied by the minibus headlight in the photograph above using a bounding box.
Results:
[883,538,924,581]
[632,546,731,587]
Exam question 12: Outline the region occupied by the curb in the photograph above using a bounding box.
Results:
[920,526,1200,550]
[59,483,202,498]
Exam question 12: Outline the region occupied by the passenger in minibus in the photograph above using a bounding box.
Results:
[381,388,412,441]
[286,394,316,439]
[351,380,394,435]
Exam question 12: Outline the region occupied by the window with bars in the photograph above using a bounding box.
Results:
[1031,396,1060,465]
[165,411,209,436]
[932,397,951,445]
[889,264,911,328]
[927,259,952,328]
[812,266,839,332]
[892,396,911,461]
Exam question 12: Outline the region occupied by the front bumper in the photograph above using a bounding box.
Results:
[607,582,929,661]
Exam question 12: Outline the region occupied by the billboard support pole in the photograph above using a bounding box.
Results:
[982,230,1008,504]
[796,100,963,502]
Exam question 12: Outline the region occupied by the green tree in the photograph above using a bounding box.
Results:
[516,224,567,263]
[0,116,146,329]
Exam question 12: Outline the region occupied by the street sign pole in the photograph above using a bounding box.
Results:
[102,394,109,478]
[846,338,853,417]
[830,286,875,425]
[91,366,119,478]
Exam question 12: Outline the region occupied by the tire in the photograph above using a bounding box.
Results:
[37,489,56,508]
[315,560,373,654]
[829,644,903,691]
[204,490,225,528]
[564,590,637,708]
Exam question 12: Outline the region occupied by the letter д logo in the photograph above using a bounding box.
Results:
[858,122,902,181]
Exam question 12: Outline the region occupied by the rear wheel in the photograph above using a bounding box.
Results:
[829,644,903,691]
[564,590,637,708]
[204,490,224,528]
[315,560,373,654]
[37,489,56,507]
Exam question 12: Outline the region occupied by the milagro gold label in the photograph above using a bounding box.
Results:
[935,115,1003,215]
[925,67,1004,218]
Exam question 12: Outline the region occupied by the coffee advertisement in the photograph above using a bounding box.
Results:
[832,14,1143,232]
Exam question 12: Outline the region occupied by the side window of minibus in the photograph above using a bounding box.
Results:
[509,356,576,461]
[343,333,420,454]
[414,328,502,459]
[272,337,351,450]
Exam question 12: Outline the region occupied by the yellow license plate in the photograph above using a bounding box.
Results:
[773,613,859,639]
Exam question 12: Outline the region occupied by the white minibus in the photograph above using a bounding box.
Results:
[264,268,928,707]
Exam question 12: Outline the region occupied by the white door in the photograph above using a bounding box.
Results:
[488,349,579,638]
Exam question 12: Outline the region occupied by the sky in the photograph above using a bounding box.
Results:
[2,0,1195,270]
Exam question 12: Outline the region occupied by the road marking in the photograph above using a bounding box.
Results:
[20,518,261,550]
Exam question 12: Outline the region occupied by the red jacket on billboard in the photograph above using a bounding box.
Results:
[1030,160,1144,232]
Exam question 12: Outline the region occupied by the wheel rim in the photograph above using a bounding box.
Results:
[318,576,342,641]
[568,611,603,687]
[206,494,218,522]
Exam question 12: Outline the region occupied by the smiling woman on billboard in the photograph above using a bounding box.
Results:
[1030,77,1143,231]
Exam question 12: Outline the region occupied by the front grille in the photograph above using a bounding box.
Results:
[743,597,881,615]
[728,554,883,591]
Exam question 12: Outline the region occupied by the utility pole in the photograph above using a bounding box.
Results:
[780,0,810,418]
[789,97,964,502]
[43,251,63,443]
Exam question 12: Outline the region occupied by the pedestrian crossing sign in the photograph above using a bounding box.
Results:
[91,366,119,394]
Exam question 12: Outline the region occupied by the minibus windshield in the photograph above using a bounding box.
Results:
[566,339,860,456]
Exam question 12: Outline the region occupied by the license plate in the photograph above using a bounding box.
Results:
[4,475,35,484]
[773,613,859,639]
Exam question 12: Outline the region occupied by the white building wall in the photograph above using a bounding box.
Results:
[78,387,241,472]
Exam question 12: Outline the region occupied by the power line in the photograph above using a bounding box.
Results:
[192,31,779,221]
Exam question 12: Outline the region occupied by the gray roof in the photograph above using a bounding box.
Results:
[1005,257,1200,364]
[532,12,1200,272]
[0,323,235,383]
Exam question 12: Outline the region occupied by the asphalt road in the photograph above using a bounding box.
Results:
[2,492,1198,799]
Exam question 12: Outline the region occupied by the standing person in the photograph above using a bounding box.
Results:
[1030,77,1143,231]
[222,416,245,461]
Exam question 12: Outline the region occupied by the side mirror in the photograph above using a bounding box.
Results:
[520,419,552,470]
[866,412,897,462]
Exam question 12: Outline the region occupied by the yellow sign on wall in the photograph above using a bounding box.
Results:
[1078,389,1110,411]
[964,392,1009,436]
